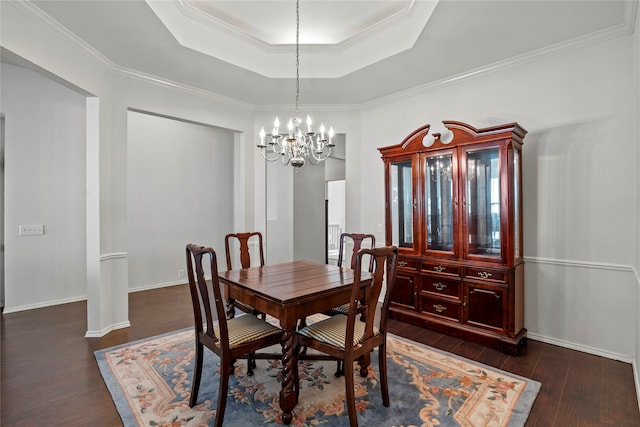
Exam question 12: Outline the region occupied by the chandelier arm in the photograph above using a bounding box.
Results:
[310,146,332,162]
[260,148,284,162]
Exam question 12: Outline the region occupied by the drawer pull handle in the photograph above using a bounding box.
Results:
[433,304,447,313]
[478,271,493,279]
[398,261,408,267]
[433,282,447,291]
[433,266,446,273]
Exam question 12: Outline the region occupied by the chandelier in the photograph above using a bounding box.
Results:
[257,0,334,168]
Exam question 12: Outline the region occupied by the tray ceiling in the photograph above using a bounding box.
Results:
[16,1,637,105]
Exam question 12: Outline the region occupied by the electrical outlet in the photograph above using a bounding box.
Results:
[178,269,186,279]
[19,224,44,235]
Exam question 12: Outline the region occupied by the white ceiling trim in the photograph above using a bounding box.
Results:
[6,0,255,110]
[146,0,439,78]
[8,0,637,112]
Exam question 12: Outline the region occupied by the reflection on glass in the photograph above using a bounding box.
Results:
[466,148,500,256]
[390,161,413,248]
[425,154,453,252]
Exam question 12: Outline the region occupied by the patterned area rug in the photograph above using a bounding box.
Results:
[95,317,540,427]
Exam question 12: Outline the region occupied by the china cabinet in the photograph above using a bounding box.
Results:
[379,121,527,354]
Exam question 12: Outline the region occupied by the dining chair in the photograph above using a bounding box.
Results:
[294,245,399,427]
[224,232,266,311]
[224,231,265,272]
[224,232,268,372]
[330,232,376,315]
[186,244,283,427]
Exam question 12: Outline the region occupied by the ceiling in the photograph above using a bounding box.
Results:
[20,1,637,106]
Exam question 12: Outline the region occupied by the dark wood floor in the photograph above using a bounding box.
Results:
[2,284,639,426]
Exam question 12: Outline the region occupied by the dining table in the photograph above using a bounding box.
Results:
[218,259,371,425]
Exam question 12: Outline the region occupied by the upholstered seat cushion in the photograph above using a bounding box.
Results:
[215,314,282,348]
[330,301,361,315]
[297,314,379,349]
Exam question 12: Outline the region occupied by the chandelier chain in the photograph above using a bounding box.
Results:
[256,0,334,168]
[295,0,300,113]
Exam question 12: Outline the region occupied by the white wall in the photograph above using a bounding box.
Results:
[293,160,326,263]
[127,111,235,290]
[358,34,638,360]
[265,156,294,264]
[328,180,346,233]
[0,63,87,312]
[264,155,327,265]
[0,1,256,334]
[632,0,640,406]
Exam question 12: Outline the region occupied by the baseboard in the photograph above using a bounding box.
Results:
[634,357,640,414]
[527,332,633,364]
[1,294,87,314]
[128,280,187,293]
[85,320,131,338]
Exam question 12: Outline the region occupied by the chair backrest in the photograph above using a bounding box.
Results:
[224,232,265,270]
[337,233,376,272]
[345,245,398,345]
[186,244,229,354]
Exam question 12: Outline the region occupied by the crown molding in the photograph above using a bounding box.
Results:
[8,1,254,110]
[9,0,638,112]
[362,6,638,110]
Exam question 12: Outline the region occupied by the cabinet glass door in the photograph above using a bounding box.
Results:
[425,154,454,253]
[390,160,414,248]
[465,147,501,257]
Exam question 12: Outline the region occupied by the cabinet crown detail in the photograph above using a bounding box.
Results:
[378,120,527,355]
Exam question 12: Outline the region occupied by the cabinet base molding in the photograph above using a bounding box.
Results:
[390,307,527,356]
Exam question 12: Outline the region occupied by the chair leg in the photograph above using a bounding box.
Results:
[334,360,343,377]
[358,355,368,377]
[297,318,308,357]
[214,358,231,427]
[189,342,204,407]
[344,359,358,427]
[379,342,390,407]
[247,352,257,376]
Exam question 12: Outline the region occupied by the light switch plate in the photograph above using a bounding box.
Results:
[19,224,44,235]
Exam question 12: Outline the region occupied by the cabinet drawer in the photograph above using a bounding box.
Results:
[391,271,417,307]
[419,296,461,321]
[464,267,507,283]
[397,258,419,271]
[420,275,460,299]
[422,262,460,277]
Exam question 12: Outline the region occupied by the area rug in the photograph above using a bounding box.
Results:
[95,317,540,427]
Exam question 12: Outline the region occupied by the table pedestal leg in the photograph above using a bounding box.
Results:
[279,328,296,424]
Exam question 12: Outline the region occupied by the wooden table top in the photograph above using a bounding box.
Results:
[220,260,367,305]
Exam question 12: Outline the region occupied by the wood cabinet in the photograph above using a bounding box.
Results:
[379,121,527,355]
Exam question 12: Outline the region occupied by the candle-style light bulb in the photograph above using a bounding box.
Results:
[287,118,294,138]
[259,127,265,146]
[329,126,335,145]
[273,116,280,135]
[319,124,325,140]
[306,115,312,133]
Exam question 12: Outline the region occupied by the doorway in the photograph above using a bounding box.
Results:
[326,180,345,265]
